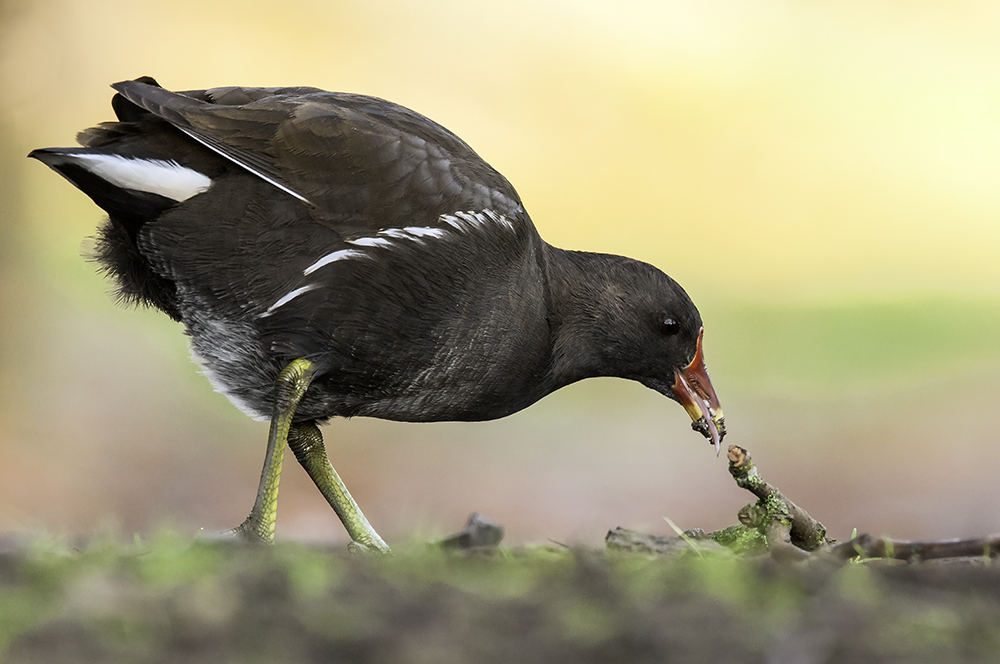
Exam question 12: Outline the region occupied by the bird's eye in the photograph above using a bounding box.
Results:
[661,318,680,336]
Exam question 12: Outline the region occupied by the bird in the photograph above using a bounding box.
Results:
[29,77,725,552]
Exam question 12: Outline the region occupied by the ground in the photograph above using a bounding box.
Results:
[1,533,999,663]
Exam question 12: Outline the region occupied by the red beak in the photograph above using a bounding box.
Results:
[671,328,726,451]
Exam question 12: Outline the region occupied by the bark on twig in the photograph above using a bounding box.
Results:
[827,533,1000,562]
[725,445,831,552]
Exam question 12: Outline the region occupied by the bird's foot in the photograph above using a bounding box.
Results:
[347,539,391,556]
[193,527,267,545]
[202,517,273,545]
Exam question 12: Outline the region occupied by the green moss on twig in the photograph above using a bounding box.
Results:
[711,524,768,556]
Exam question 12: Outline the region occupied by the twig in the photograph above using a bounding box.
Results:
[724,446,1000,564]
[726,445,831,552]
[828,533,1000,562]
[607,443,998,565]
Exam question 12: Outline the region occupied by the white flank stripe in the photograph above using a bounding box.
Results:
[259,284,321,318]
[376,226,448,242]
[439,209,515,231]
[377,228,413,240]
[486,210,516,230]
[71,154,212,202]
[303,249,369,275]
[458,211,483,227]
[348,236,395,248]
[305,209,514,278]
[401,226,448,239]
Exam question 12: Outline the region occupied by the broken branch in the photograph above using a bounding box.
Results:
[725,445,832,553]
[828,533,1000,562]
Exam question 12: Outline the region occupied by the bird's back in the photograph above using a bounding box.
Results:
[32,79,558,423]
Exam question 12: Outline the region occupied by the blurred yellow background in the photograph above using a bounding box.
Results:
[2,0,999,546]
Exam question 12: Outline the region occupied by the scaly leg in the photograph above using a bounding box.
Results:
[231,358,316,544]
[287,421,391,553]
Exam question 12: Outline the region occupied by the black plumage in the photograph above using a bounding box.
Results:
[30,77,725,550]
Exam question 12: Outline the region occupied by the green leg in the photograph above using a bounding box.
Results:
[287,421,391,554]
[231,358,316,544]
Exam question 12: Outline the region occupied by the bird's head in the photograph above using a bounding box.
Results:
[630,281,725,452]
[556,253,726,451]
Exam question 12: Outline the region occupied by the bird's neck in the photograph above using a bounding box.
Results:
[541,245,629,389]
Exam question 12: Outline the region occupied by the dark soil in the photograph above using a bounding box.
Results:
[1,534,999,663]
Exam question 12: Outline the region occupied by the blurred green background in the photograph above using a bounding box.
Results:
[2,0,999,546]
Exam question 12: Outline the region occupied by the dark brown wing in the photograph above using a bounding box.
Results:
[103,80,539,351]
[111,79,524,232]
